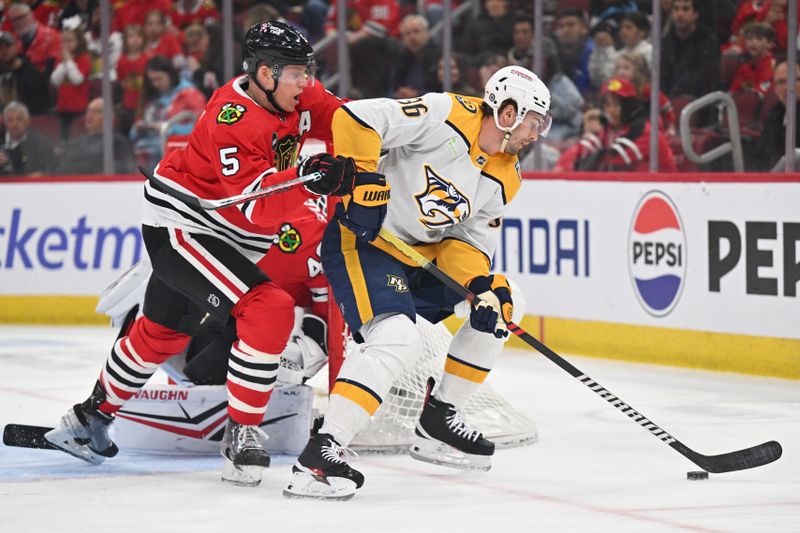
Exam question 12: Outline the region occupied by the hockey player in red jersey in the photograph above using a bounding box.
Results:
[44,21,355,487]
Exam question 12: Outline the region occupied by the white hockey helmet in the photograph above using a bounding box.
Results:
[483,65,552,138]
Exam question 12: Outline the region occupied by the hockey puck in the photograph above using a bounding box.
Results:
[687,471,709,480]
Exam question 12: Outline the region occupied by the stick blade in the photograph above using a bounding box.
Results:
[3,424,57,449]
[675,440,782,473]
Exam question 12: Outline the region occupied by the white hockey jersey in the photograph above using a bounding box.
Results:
[332,92,521,285]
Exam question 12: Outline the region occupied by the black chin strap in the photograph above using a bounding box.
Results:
[251,69,288,115]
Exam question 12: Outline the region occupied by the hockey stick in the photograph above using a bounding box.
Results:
[377,228,782,474]
[3,424,57,450]
[140,167,322,211]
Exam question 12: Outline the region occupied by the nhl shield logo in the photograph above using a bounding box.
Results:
[217,103,246,125]
[415,165,471,229]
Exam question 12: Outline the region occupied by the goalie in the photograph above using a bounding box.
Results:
[284,66,551,500]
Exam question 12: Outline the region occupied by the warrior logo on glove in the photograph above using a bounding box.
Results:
[415,165,471,229]
[335,172,389,242]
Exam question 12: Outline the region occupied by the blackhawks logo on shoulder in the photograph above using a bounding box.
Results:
[217,103,246,125]
[277,223,302,253]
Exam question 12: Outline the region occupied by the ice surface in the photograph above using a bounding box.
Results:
[1,325,798,533]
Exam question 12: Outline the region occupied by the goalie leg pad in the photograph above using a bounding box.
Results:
[277,312,328,385]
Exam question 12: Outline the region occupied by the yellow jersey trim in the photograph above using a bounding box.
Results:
[333,106,381,172]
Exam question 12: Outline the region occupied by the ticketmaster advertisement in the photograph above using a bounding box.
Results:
[0,180,144,295]
[497,180,798,340]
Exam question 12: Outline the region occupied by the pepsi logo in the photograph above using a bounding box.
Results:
[628,191,686,316]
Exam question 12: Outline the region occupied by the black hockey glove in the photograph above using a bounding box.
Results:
[467,274,513,338]
[335,172,390,242]
[300,153,356,196]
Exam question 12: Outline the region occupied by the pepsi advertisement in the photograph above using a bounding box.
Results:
[497,178,798,340]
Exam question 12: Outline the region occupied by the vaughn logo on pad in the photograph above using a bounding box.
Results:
[628,191,686,316]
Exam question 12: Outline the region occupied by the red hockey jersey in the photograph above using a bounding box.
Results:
[259,196,329,318]
[143,75,343,262]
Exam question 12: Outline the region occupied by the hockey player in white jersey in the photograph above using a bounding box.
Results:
[284,66,551,500]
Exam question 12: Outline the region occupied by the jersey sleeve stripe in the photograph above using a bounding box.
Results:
[340,104,377,132]
[150,168,275,243]
[144,186,273,254]
[332,107,382,172]
[240,171,272,223]
[480,171,509,204]
[444,119,471,150]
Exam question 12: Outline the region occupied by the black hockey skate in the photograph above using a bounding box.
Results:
[410,377,495,471]
[283,430,364,501]
[221,418,271,486]
[45,381,119,465]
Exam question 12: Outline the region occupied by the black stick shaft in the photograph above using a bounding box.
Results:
[376,228,782,473]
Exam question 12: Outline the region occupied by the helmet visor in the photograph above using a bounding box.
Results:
[532,112,553,137]
[274,60,317,88]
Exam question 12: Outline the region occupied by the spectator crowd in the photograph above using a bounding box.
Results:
[0,0,797,177]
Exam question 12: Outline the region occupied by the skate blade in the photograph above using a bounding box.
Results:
[282,469,357,501]
[44,428,106,465]
[410,437,492,472]
[221,458,265,487]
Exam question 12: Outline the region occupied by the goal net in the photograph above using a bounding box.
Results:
[328,311,537,453]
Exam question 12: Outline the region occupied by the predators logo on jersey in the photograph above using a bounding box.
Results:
[217,103,246,125]
[414,165,471,229]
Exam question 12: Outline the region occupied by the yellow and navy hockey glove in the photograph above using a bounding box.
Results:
[467,274,513,338]
[336,172,390,242]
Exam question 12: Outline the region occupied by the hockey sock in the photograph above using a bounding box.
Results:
[437,321,504,409]
[98,316,190,415]
[325,313,422,445]
[321,394,371,446]
[227,282,295,425]
[226,340,280,425]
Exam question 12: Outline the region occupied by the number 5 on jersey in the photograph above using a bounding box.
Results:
[220,147,240,176]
